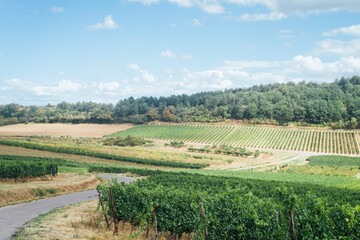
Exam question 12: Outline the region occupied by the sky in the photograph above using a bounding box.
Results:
[1,0,360,105]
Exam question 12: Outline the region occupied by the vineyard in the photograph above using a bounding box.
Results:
[111,124,360,155]
[0,155,58,179]
[98,171,360,239]
[0,139,209,169]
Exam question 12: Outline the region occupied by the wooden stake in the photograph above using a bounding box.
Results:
[199,202,209,240]
[98,193,110,228]
[290,209,296,240]
[153,207,159,240]
[146,227,150,238]
[109,187,118,235]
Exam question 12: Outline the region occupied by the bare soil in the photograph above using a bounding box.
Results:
[0,123,133,138]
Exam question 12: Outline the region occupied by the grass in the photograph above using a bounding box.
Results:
[58,166,89,173]
[0,173,99,207]
[279,165,359,177]
[180,168,360,189]
[0,139,286,170]
[15,200,189,240]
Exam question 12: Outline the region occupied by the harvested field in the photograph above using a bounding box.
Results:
[0,123,133,138]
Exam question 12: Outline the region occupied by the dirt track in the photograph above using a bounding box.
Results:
[0,123,133,138]
[0,175,135,240]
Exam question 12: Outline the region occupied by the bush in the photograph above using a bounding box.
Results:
[103,135,151,147]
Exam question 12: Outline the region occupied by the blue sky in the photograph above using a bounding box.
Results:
[1,0,360,105]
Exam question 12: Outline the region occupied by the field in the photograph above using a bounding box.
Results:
[0,138,292,170]
[112,124,360,155]
[2,123,360,239]
[0,123,133,137]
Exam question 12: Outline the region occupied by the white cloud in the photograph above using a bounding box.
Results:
[135,0,226,14]
[222,55,360,83]
[3,54,360,105]
[238,12,287,21]
[160,50,177,59]
[57,71,66,76]
[51,7,64,13]
[170,23,176,27]
[222,60,280,69]
[127,63,141,70]
[202,4,225,14]
[193,18,203,26]
[128,0,159,4]
[0,79,84,97]
[322,24,360,37]
[313,39,360,56]
[169,0,195,7]
[32,80,83,96]
[159,50,194,60]
[87,15,119,30]
[123,0,360,17]
[127,64,157,83]
[227,0,360,15]
[98,81,121,95]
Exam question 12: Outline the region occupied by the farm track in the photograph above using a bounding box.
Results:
[114,124,360,156]
[0,175,135,240]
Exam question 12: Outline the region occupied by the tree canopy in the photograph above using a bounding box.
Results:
[1,76,360,128]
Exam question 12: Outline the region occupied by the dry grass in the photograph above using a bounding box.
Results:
[0,145,184,170]
[16,200,186,240]
[0,173,99,207]
[0,123,133,138]
[0,141,287,170]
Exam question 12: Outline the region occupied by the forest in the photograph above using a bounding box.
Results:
[1,76,360,128]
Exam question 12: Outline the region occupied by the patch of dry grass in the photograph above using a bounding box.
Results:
[0,123,133,138]
[0,173,99,207]
[16,200,188,240]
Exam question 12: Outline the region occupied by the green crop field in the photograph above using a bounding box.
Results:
[110,124,360,155]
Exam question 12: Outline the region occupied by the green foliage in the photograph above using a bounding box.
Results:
[307,155,360,167]
[0,139,209,169]
[98,171,360,239]
[111,124,360,155]
[0,156,58,179]
[2,77,360,127]
[280,164,359,177]
[169,141,185,148]
[103,135,151,147]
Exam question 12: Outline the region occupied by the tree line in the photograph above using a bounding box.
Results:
[1,76,360,128]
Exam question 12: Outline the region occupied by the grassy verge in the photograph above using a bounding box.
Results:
[0,173,99,207]
[15,200,176,240]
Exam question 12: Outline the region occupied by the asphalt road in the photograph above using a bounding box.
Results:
[0,175,135,240]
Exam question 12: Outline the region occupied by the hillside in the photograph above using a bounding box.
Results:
[1,76,360,128]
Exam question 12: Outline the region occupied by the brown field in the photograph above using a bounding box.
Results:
[0,173,99,207]
[0,123,133,138]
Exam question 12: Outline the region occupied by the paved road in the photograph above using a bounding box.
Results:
[0,175,135,240]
